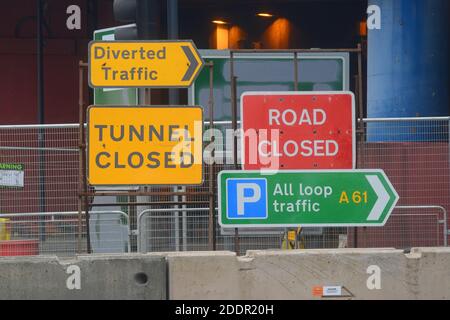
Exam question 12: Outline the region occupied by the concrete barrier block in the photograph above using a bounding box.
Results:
[410,247,450,299]
[165,248,450,300]
[0,254,166,300]
[2,248,450,299]
[167,251,240,300]
[239,249,412,300]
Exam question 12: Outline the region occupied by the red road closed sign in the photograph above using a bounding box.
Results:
[241,91,355,170]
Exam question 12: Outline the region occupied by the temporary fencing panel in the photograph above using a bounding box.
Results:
[0,118,449,256]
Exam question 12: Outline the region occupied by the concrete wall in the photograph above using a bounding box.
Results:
[167,248,450,300]
[0,254,166,300]
[1,248,450,299]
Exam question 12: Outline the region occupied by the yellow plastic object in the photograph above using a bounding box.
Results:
[282,227,305,250]
[0,218,11,241]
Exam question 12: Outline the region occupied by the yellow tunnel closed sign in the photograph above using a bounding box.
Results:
[87,106,203,186]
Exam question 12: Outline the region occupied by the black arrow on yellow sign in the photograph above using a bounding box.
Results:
[181,45,199,82]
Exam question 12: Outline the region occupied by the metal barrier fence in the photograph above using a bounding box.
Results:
[352,206,447,248]
[1,117,449,256]
[353,117,450,248]
[137,208,284,254]
[0,124,79,215]
[136,206,447,255]
[0,211,129,256]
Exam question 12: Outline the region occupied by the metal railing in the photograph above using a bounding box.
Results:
[0,211,130,256]
[137,208,283,255]
[136,206,448,254]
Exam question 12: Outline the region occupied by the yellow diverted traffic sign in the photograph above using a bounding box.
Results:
[88,41,204,88]
[87,106,203,186]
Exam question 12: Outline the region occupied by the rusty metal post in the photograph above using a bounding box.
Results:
[353,43,365,248]
[294,51,299,91]
[352,73,359,248]
[77,61,84,253]
[230,48,361,53]
[83,143,92,254]
[89,201,209,207]
[230,51,240,255]
[357,44,364,134]
[207,61,216,250]
[80,191,212,197]
[78,61,91,254]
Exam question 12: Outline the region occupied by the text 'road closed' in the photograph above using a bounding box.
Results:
[241,92,355,170]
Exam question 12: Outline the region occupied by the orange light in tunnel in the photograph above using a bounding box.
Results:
[359,21,367,37]
[257,13,274,18]
[216,24,229,49]
[212,20,228,25]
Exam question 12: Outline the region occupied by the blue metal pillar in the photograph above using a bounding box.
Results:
[367,0,449,140]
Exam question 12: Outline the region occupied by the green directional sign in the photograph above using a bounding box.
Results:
[218,170,399,228]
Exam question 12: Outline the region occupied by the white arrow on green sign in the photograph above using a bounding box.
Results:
[218,170,399,228]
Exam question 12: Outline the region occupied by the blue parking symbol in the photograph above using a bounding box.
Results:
[226,178,268,219]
